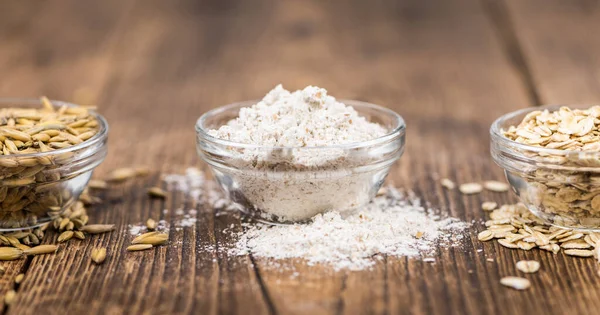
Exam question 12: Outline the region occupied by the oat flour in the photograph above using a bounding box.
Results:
[208,85,391,222]
[230,186,469,270]
[161,168,469,271]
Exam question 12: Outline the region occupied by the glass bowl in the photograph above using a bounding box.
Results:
[0,99,108,231]
[196,100,405,223]
[491,104,600,230]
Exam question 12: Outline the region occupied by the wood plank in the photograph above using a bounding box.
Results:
[0,1,135,313]
[504,0,600,104]
[190,0,532,314]
[5,0,270,314]
[0,3,48,311]
[498,1,600,313]
[313,1,533,314]
[0,0,135,102]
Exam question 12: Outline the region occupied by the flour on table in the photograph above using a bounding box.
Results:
[231,186,469,271]
[163,167,206,201]
[148,168,469,271]
[128,219,169,236]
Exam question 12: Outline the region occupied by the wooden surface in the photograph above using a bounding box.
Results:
[0,0,599,314]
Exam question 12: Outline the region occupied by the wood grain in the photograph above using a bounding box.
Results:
[503,0,600,312]
[0,0,598,314]
[506,0,600,104]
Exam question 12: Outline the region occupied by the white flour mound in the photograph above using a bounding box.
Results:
[206,85,394,222]
[231,187,469,270]
[208,84,387,147]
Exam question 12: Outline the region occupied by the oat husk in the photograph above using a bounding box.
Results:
[4,290,16,305]
[14,273,24,284]
[127,244,153,251]
[147,187,167,198]
[91,247,107,264]
[146,218,157,230]
[0,247,23,261]
[57,231,73,243]
[23,245,57,255]
[79,224,115,234]
[131,232,168,245]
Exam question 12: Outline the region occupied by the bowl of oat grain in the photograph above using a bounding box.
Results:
[196,85,405,223]
[491,104,600,230]
[0,98,108,231]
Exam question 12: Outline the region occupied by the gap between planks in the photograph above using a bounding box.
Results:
[249,254,278,315]
[0,256,32,315]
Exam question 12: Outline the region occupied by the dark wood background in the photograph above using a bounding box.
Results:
[1,0,600,314]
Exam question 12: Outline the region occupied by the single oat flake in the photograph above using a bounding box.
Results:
[4,290,16,305]
[440,178,456,190]
[500,276,531,290]
[564,249,595,257]
[483,181,510,192]
[478,230,494,241]
[516,260,540,273]
[459,183,483,195]
[481,201,498,211]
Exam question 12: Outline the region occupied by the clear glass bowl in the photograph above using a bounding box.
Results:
[196,100,405,224]
[0,99,108,231]
[491,104,600,230]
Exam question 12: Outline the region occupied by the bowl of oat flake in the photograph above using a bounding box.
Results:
[0,98,108,231]
[491,104,600,230]
[196,85,405,223]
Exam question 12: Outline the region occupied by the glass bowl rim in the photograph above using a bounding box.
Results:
[196,99,406,150]
[0,98,109,159]
[490,104,600,157]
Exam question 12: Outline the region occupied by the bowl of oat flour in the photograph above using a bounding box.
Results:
[196,85,405,223]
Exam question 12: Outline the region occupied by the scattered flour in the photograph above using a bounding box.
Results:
[163,167,206,201]
[162,166,232,209]
[179,215,197,227]
[155,168,469,271]
[205,85,399,222]
[128,219,169,236]
[230,187,469,271]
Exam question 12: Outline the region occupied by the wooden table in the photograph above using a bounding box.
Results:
[1,1,599,314]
